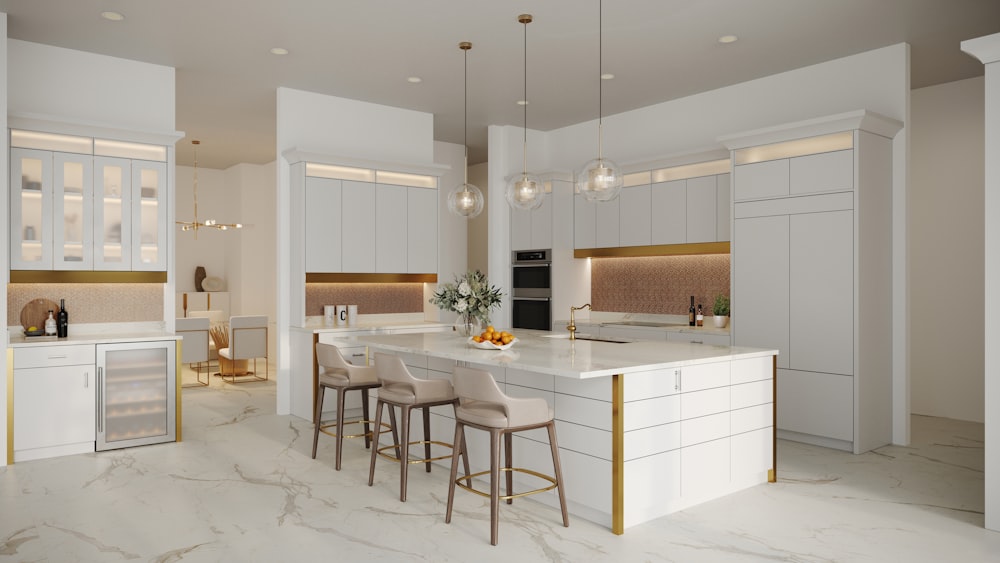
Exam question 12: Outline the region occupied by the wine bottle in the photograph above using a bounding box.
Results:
[688,296,696,326]
[57,299,69,338]
[696,304,704,327]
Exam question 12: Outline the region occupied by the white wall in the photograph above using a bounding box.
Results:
[434,141,469,323]
[910,77,985,422]
[467,161,489,275]
[0,14,10,467]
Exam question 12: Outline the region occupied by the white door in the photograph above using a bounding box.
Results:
[132,160,168,271]
[733,214,790,368]
[619,184,651,247]
[94,156,132,270]
[14,364,96,458]
[10,148,53,269]
[341,180,376,272]
[53,152,94,269]
[305,176,343,272]
[375,183,408,273]
[574,193,596,249]
[651,180,686,245]
[407,186,437,273]
[686,176,717,243]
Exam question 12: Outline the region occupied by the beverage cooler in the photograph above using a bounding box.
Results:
[96,340,176,450]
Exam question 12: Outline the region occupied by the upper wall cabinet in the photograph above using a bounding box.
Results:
[9,130,170,273]
[574,158,731,252]
[510,190,553,252]
[300,161,439,275]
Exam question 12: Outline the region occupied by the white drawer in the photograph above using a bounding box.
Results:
[732,427,773,476]
[732,403,773,434]
[460,361,505,384]
[623,394,680,431]
[556,420,611,461]
[398,351,428,370]
[731,380,773,410]
[556,393,611,431]
[555,374,609,400]
[428,356,456,374]
[507,368,554,391]
[681,411,729,447]
[680,362,729,392]
[340,346,369,366]
[14,344,94,369]
[681,387,730,420]
[624,421,680,460]
[622,368,680,401]
[731,356,774,385]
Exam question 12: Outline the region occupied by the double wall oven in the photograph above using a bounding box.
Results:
[511,249,551,331]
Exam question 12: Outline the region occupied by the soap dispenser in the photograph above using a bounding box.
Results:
[44,310,57,336]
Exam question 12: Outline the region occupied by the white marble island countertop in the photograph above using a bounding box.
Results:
[355,329,775,379]
[8,327,181,348]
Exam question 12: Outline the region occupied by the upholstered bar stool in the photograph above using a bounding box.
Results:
[367,352,470,501]
[445,365,569,546]
[312,343,391,470]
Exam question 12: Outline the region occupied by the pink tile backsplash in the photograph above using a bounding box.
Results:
[305,283,423,316]
[591,255,730,314]
[7,283,164,326]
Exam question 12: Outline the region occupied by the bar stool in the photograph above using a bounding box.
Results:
[312,343,392,470]
[367,353,470,501]
[445,365,569,546]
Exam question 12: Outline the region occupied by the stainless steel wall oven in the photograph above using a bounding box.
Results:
[512,249,551,330]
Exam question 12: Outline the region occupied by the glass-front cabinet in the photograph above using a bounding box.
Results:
[8,129,169,273]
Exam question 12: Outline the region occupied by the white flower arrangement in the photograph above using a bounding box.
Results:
[430,270,503,327]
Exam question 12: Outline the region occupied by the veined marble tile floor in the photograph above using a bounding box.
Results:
[2,364,997,562]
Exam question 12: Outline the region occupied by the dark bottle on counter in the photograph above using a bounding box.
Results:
[696,304,704,327]
[57,299,69,338]
[688,296,696,326]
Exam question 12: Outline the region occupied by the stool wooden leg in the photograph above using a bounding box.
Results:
[490,428,501,546]
[504,431,513,505]
[547,421,570,527]
[399,404,411,502]
[311,385,326,459]
[362,389,372,449]
[387,405,401,458]
[368,400,385,486]
[445,422,465,524]
[335,387,346,471]
[423,406,432,473]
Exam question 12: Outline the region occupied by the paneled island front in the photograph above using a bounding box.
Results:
[353,330,778,534]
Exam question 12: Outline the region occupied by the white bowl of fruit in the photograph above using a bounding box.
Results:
[468,326,517,350]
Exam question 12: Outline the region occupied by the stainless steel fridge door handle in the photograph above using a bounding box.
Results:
[97,367,103,433]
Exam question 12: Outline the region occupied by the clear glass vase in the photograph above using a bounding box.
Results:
[455,314,480,337]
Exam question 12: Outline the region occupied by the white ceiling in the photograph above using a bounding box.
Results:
[1,0,998,169]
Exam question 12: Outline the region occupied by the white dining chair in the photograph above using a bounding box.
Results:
[176,317,211,387]
[217,315,268,383]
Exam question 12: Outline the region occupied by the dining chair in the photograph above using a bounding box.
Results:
[217,315,268,383]
[176,316,210,387]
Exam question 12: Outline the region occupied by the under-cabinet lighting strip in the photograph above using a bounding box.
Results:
[734,131,853,165]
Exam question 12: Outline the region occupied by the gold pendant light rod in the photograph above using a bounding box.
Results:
[176,139,242,237]
[447,41,485,218]
[505,13,543,211]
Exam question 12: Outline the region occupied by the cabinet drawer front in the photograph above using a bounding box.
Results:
[731,380,773,410]
[555,374,608,400]
[622,368,680,401]
[681,411,729,447]
[557,420,611,461]
[624,394,680,431]
[734,159,789,200]
[680,362,729,392]
[777,369,853,441]
[735,191,853,219]
[731,355,774,385]
[681,387,730,420]
[732,427,773,476]
[625,421,680,461]
[681,437,730,499]
[790,149,853,195]
[427,356,456,374]
[15,344,94,369]
[732,403,773,434]
[508,368,555,392]
[556,393,611,431]
[460,361,506,384]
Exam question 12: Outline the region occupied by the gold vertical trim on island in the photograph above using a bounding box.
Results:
[612,373,624,535]
[6,349,14,464]
[312,333,320,423]
[770,354,777,483]
[176,340,183,442]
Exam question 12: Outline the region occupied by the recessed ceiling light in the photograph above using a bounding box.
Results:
[101,11,125,22]
[601,73,614,80]
[407,76,422,84]
[517,100,528,106]
[270,47,289,56]
[718,34,738,44]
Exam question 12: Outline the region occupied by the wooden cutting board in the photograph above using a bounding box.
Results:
[20,298,60,331]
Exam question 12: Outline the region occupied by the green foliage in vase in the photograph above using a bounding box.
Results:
[713,294,730,316]
[429,270,503,327]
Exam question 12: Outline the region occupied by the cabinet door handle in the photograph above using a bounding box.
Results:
[48,354,68,359]
[97,367,103,433]
[690,340,704,344]
[674,369,681,392]
[84,371,89,388]
[352,353,365,358]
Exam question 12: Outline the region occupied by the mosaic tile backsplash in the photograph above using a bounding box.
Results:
[591,255,731,314]
[8,284,164,326]
[306,283,424,316]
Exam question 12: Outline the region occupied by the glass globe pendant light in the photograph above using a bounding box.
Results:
[576,0,623,202]
[447,41,485,218]
[505,14,543,211]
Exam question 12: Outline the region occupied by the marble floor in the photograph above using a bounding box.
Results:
[2,365,998,562]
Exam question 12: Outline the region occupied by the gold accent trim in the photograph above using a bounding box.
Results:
[9,271,168,283]
[305,273,437,283]
[312,334,319,424]
[574,242,730,259]
[6,349,14,465]
[612,373,624,535]
[455,467,558,500]
[318,419,389,440]
[376,439,455,464]
[770,355,777,483]
[176,341,183,442]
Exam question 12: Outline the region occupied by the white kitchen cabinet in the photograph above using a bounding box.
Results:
[131,160,167,271]
[618,184,652,247]
[407,186,437,273]
[726,110,900,453]
[305,177,343,273]
[94,156,132,271]
[650,180,686,245]
[375,183,408,273]
[716,173,731,242]
[595,196,620,248]
[53,152,94,269]
[10,148,54,269]
[573,194,597,249]
[511,192,553,251]
[12,344,97,462]
[686,176,717,243]
[341,180,376,272]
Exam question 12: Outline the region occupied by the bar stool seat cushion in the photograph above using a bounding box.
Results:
[455,397,552,428]
[379,377,454,405]
[320,364,377,387]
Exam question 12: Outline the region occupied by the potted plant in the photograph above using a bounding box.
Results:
[430,270,503,336]
[712,294,730,328]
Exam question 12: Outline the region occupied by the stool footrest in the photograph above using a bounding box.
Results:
[319,419,391,440]
[376,440,455,464]
[455,467,559,500]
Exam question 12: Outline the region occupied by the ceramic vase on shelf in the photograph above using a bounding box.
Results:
[713,315,729,328]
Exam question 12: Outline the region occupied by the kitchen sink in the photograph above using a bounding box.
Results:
[602,321,686,328]
[542,333,632,343]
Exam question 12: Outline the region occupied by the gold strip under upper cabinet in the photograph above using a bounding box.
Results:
[612,373,624,535]
[9,271,168,283]
[305,273,437,283]
[7,349,15,465]
[575,242,730,259]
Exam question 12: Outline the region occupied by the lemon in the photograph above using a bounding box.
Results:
[27,326,37,332]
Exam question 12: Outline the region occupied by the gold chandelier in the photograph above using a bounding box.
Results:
[176,139,242,237]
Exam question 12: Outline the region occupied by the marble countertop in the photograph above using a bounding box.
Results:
[554,316,731,337]
[291,314,450,334]
[355,330,775,379]
[8,330,181,348]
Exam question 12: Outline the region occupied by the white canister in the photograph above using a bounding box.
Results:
[323,305,336,326]
[336,305,348,325]
[347,305,358,325]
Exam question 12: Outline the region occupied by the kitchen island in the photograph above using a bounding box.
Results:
[354,330,778,534]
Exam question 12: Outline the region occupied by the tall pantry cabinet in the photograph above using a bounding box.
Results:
[721,110,902,454]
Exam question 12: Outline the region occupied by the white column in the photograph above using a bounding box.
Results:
[962,31,1000,532]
